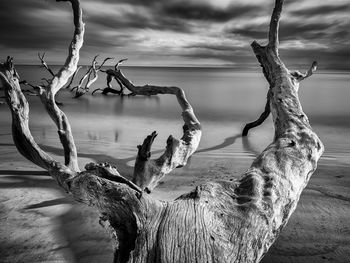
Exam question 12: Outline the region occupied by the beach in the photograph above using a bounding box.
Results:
[0,66,349,262]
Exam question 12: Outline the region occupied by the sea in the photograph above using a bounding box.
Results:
[0,65,349,181]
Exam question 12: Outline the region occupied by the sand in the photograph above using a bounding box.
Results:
[0,82,350,262]
[1,132,349,263]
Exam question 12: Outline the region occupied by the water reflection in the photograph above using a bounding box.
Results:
[1,66,350,167]
[114,131,119,142]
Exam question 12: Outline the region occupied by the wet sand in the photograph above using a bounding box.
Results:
[0,116,349,262]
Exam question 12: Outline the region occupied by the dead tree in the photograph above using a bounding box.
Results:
[0,0,324,262]
[72,55,113,98]
[92,59,128,96]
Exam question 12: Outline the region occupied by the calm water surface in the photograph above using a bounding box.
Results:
[0,66,349,178]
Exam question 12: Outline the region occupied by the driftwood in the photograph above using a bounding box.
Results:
[92,59,129,96]
[64,65,81,90]
[0,0,324,262]
[38,52,56,77]
[72,55,113,98]
[18,80,64,105]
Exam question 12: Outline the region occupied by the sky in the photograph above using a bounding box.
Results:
[0,0,349,69]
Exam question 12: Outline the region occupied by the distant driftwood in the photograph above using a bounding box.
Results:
[72,55,113,98]
[0,0,323,262]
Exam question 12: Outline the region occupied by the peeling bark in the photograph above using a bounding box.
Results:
[0,0,324,262]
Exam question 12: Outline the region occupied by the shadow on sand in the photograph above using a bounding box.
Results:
[0,134,264,262]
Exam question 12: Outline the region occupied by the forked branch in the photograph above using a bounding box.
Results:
[291,61,318,81]
[0,57,74,189]
[242,0,317,135]
[38,52,55,77]
[73,55,113,98]
[102,66,202,192]
[37,0,84,172]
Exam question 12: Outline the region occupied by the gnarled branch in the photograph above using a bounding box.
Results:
[38,52,55,77]
[291,61,318,81]
[92,71,125,96]
[73,55,113,98]
[0,57,74,190]
[102,67,202,192]
[37,0,84,172]
[242,93,271,136]
[242,1,317,136]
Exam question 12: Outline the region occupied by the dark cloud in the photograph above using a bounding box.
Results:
[0,1,72,50]
[85,1,259,33]
[290,3,350,17]
[161,2,258,22]
[87,9,189,33]
[186,43,241,52]
[183,43,350,70]
[0,0,349,69]
[229,25,267,40]
[228,20,332,41]
[280,46,350,70]
[180,47,258,67]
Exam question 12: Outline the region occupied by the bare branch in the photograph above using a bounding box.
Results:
[98,57,114,70]
[291,61,318,81]
[91,87,124,96]
[242,95,271,136]
[50,0,84,94]
[41,77,51,85]
[37,0,85,172]
[268,0,284,50]
[0,58,74,190]
[114,58,128,70]
[92,70,125,96]
[38,52,55,77]
[73,56,113,97]
[65,65,81,89]
[105,67,201,192]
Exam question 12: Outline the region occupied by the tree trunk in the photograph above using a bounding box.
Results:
[0,0,324,262]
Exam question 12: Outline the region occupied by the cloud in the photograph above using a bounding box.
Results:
[0,1,73,50]
[0,0,349,69]
[289,3,350,17]
[161,2,258,22]
[228,20,333,41]
[86,6,189,33]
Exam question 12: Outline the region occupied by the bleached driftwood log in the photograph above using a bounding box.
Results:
[65,65,81,90]
[0,0,324,262]
[72,55,113,98]
[92,59,128,96]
